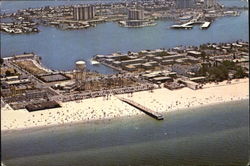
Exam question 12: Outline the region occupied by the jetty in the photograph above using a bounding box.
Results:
[118,97,164,120]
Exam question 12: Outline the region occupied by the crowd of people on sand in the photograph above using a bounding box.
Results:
[133,79,248,113]
[1,78,249,131]
[2,96,144,130]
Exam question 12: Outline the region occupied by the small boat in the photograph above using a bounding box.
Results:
[90,59,100,65]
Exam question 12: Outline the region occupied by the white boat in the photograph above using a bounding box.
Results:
[90,59,100,65]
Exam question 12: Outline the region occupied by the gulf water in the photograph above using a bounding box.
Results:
[1,100,249,166]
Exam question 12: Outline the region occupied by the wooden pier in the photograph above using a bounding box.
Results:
[118,97,164,120]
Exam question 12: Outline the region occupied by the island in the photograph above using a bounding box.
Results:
[0,0,246,34]
[1,41,249,131]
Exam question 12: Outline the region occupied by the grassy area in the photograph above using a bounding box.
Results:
[14,60,48,75]
[197,60,247,82]
[0,67,19,76]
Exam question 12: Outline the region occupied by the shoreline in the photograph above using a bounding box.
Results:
[1,78,249,133]
[1,98,249,135]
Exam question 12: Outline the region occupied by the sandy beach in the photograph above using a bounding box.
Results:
[1,78,249,132]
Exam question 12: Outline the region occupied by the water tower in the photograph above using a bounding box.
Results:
[75,60,86,88]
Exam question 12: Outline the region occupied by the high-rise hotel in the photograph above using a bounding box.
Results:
[204,0,216,8]
[73,5,95,21]
[128,9,144,20]
[175,0,194,8]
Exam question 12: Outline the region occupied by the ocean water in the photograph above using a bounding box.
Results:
[1,100,249,166]
[0,0,248,74]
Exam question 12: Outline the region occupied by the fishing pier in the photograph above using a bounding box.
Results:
[119,97,164,120]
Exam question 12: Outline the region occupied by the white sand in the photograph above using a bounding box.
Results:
[1,78,249,131]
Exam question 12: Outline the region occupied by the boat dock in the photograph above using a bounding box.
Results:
[170,24,193,29]
[200,21,211,29]
[118,97,164,120]
[171,21,211,30]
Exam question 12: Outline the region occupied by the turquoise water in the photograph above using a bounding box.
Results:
[1,100,249,166]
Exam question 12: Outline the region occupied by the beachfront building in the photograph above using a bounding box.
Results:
[128,9,144,20]
[125,9,145,27]
[73,5,95,21]
[120,8,156,27]
[175,0,194,8]
[204,0,216,8]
